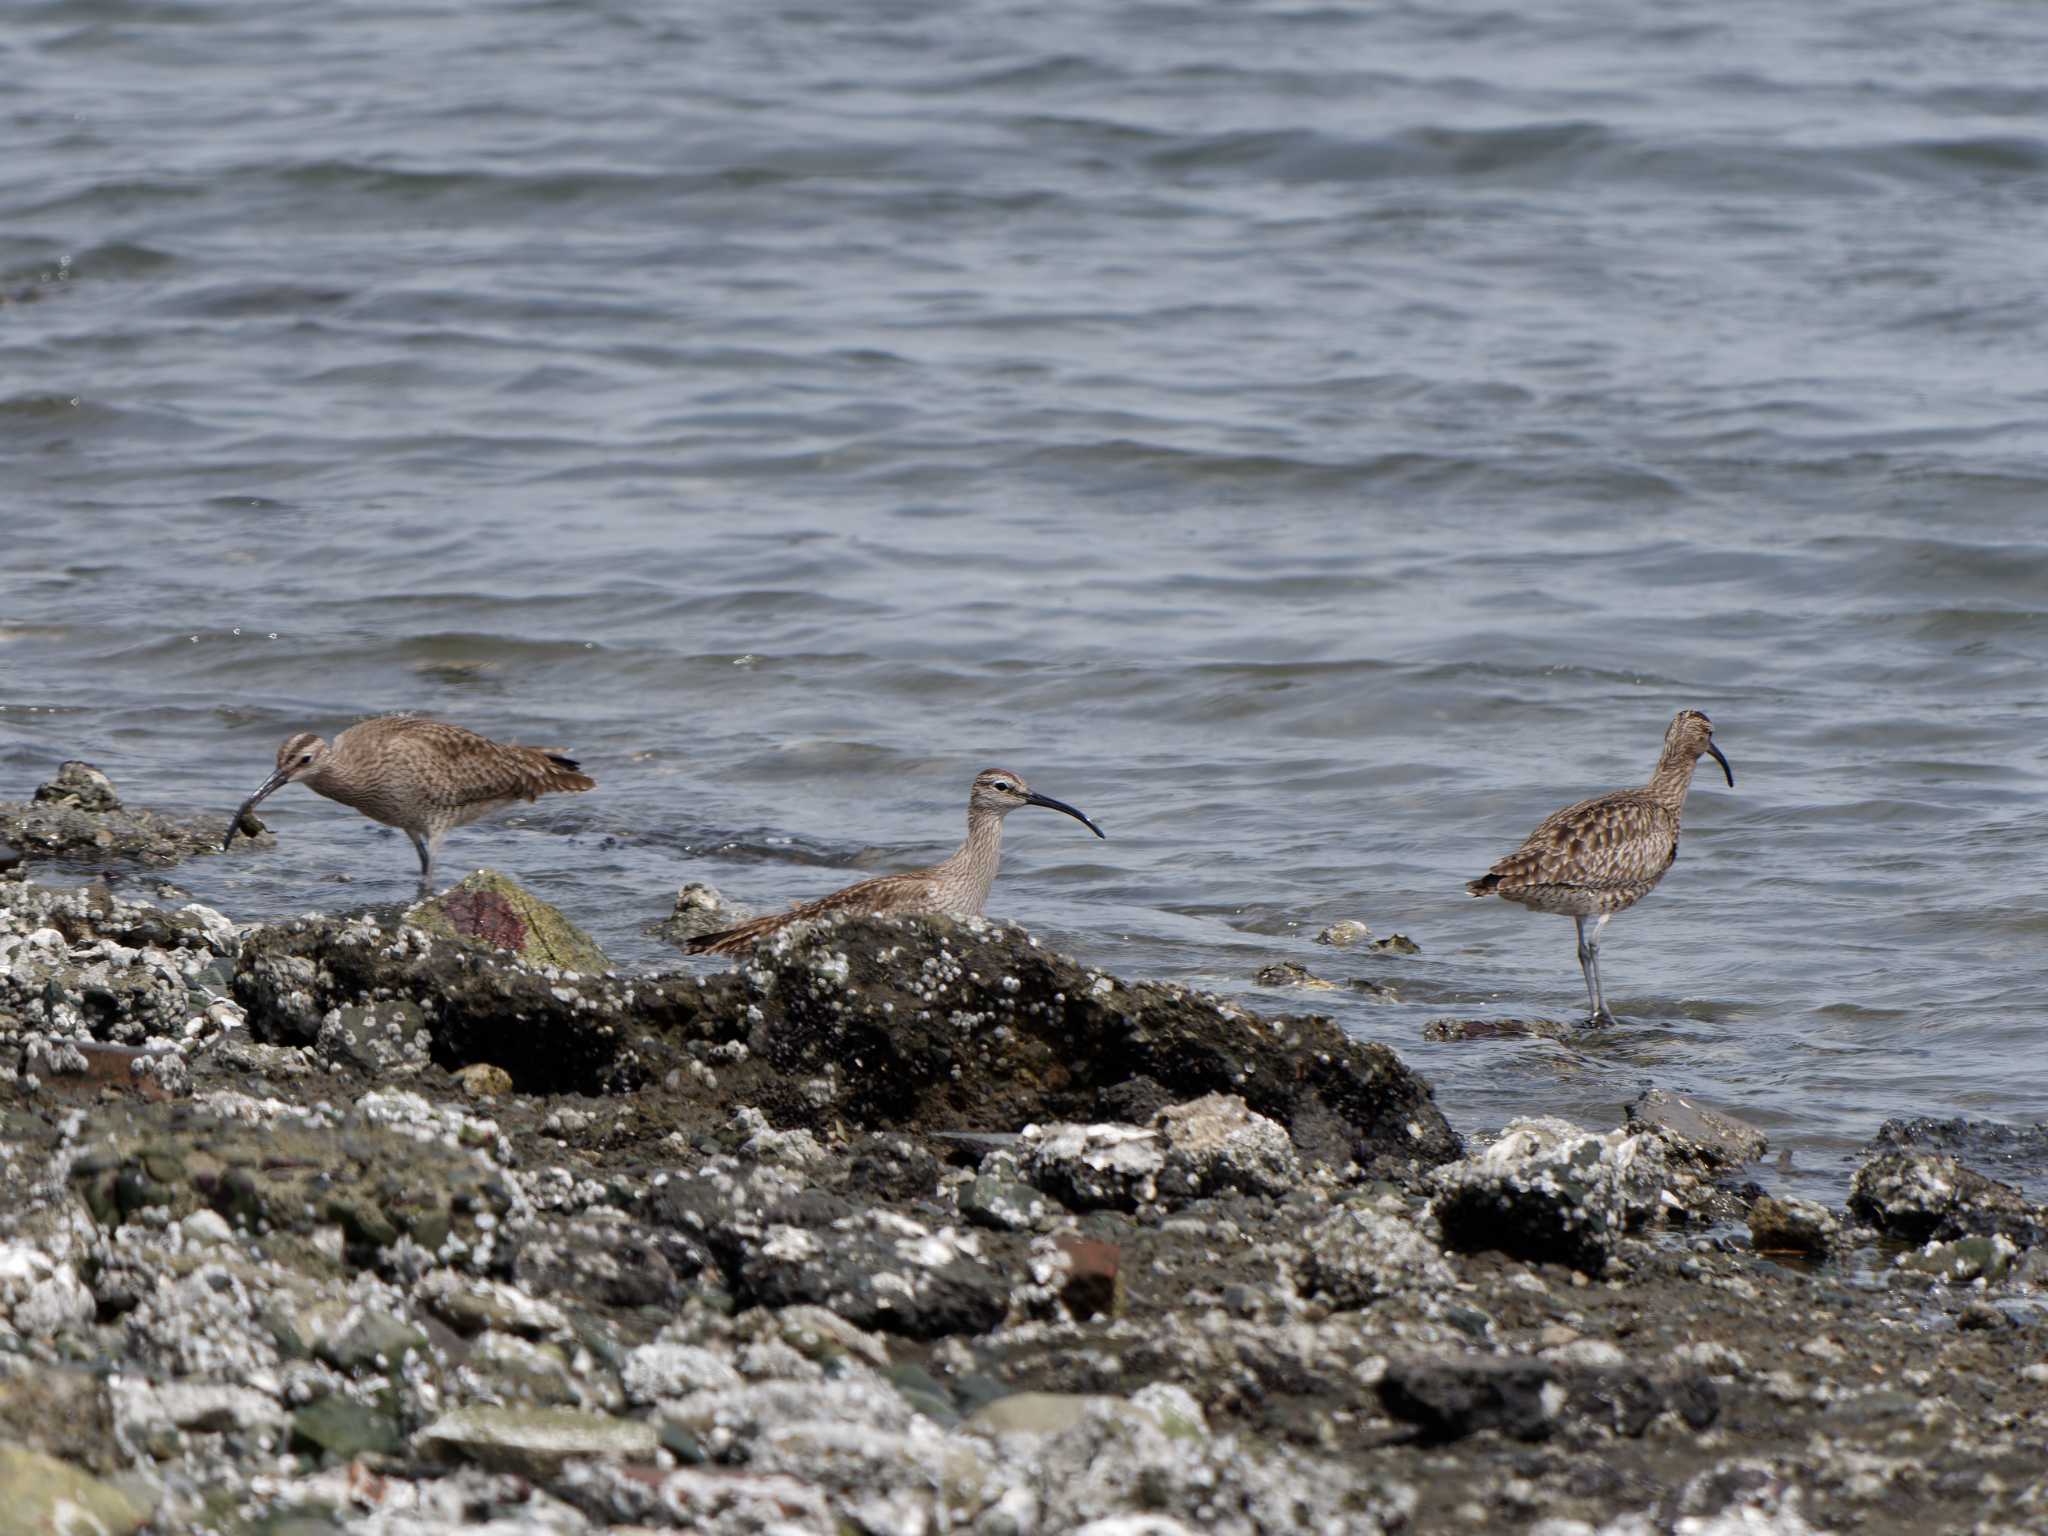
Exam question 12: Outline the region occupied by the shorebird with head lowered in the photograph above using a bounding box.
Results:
[1466,708,1733,1024]
[222,715,595,891]
[688,767,1104,956]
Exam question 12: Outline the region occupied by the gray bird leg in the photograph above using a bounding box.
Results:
[1575,914,1614,1024]
[409,831,434,892]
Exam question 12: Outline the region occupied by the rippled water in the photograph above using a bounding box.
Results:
[8,0,2048,1199]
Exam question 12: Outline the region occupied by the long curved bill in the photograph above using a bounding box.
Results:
[1025,790,1106,839]
[1706,740,1735,788]
[222,766,293,851]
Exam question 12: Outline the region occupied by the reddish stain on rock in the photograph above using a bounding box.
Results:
[438,888,530,954]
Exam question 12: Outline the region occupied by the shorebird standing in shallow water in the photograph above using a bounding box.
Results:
[688,768,1104,956]
[1466,709,1733,1024]
[223,716,596,890]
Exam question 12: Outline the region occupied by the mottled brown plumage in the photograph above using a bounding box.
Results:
[1468,709,1733,1021]
[688,768,1104,957]
[223,715,595,888]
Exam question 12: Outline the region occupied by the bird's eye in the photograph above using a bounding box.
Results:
[299,753,314,764]
[993,781,1012,792]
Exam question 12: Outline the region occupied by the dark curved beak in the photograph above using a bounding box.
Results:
[1706,739,1734,789]
[222,765,293,851]
[1025,790,1105,839]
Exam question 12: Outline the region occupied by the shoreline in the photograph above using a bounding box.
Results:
[0,777,2045,1534]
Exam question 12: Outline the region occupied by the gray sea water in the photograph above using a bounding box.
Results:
[7,0,2048,1200]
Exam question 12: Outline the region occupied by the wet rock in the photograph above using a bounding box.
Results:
[1370,934,1420,955]
[309,1304,430,1375]
[0,1442,152,1534]
[316,1000,431,1074]
[1846,1150,2046,1246]
[621,1342,744,1405]
[653,881,734,946]
[1298,1205,1456,1308]
[414,1404,659,1476]
[1626,1089,1768,1169]
[1151,1094,1301,1201]
[723,914,1460,1174]
[1422,1017,1575,1042]
[1315,920,1372,947]
[416,1270,568,1339]
[408,868,612,974]
[1254,961,1337,990]
[1748,1194,1839,1259]
[1429,1118,1674,1273]
[34,760,121,813]
[1,764,243,866]
[1021,1123,1163,1211]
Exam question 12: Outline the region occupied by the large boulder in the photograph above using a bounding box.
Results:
[707,914,1459,1174]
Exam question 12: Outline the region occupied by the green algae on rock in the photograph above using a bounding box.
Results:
[407,867,611,974]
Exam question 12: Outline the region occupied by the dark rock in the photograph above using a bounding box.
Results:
[1958,1300,2009,1331]
[843,1135,944,1203]
[716,914,1459,1175]
[2,764,247,867]
[34,761,121,813]
[1626,1089,1768,1169]
[233,899,681,1095]
[644,1168,1006,1340]
[1868,1117,2048,1191]
[511,1222,699,1312]
[1378,1355,1718,1444]
[1254,962,1338,990]
[959,1176,1058,1232]
[1377,1356,1559,1443]
[1846,1150,2046,1246]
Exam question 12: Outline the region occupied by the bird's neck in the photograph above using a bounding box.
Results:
[1645,749,1700,814]
[941,806,1006,912]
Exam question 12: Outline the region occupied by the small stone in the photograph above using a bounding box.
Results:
[1957,1300,2008,1332]
[1369,933,1420,955]
[622,1342,743,1405]
[1022,1123,1164,1212]
[1152,1094,1300,1200]
[1315,919,1372,947]
[454,1062,515,1099]
[414,1405,660,1477]
[1748,1195,1838,1258]
[969,1392,1119,1436]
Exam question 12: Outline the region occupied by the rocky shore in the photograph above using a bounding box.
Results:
[0,769,2045,1535]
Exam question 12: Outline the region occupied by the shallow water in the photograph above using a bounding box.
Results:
[7,0,2048,1200]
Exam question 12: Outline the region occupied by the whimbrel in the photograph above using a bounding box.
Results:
[1466,709,1733,1023]
[222,716,595,889]
[688,768,1104,955]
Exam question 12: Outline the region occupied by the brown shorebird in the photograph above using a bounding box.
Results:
[222,716,595,889]
[688,768,1104,956]
[1466,709,1733,1023]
